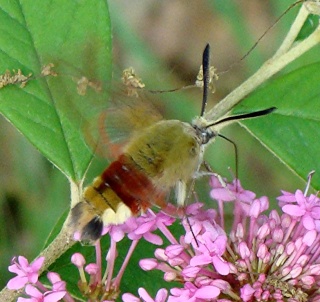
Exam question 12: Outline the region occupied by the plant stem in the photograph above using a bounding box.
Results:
[205,4,320,122]
[275,4,310,57]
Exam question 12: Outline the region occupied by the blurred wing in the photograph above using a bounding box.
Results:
[83,83,164,160]
[41,58,164,162]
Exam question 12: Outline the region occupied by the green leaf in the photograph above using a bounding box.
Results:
[0,1,112,180]
[296,14,320,41]
[234,62,320,188]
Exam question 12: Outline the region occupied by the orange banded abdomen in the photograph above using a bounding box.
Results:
[69,153,157,242]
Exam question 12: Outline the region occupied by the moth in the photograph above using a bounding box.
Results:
[69,44,275,242]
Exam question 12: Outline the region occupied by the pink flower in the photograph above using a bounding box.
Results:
[240,284,255,301]
[17,284,65,302]
[169,282,220,301]
[47,272,67,293]
[103,224,127,242]
[71,253,86,268]
[123,288,168,302]
[190,236,229,275]
[210,176,256,204]
[7,256,45,290]
[279,189,320,230]
[126,212,164,245]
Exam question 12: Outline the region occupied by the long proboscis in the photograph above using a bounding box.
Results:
[206,107,277,129]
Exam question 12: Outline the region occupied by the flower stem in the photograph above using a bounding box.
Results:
[113,240,139,289]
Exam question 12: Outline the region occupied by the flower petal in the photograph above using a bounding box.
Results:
[143,233,163,245]
[44,290,66,302]
[138,287,154,302]
[282,204,305,216]
[155,289,168,302]
[30,257,45,272]
[122,293,141,302]
[212,255,230,275]
[25,284,43,298]
[7,276,28,290]
[194,286,220,299]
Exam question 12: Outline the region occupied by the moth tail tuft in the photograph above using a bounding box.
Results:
[69,201,103,244]
[81,216,103,243]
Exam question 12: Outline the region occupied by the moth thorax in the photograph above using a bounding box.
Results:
[191,116,216,145]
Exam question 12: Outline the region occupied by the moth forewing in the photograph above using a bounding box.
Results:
[83,82,164,160]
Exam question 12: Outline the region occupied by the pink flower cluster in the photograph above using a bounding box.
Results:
[7,256,71,301]
[135,203,229,301]
[7,174,320,301]
[69,211,176,301]
[126,175,320,302]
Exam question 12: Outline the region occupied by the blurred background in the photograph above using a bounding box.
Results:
[1,0,319,288]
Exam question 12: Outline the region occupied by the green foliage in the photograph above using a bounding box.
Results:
[237,62,320,188]
[0,0,112,181]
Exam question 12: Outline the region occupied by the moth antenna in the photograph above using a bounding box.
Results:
[200,44,211,117]
[206,107,276,128]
